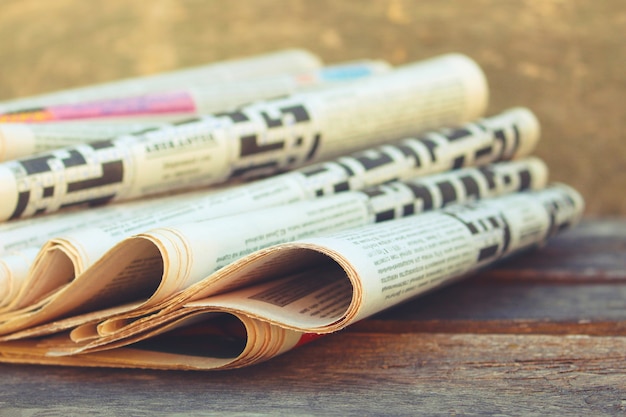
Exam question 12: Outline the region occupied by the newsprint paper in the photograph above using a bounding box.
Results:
[0,51,584,371]
[0,107,538,318]
[0,156,547,334]
[0,49,322,113]
[0,183,584,370]
[0,60,390,160]
[0,53,488,221]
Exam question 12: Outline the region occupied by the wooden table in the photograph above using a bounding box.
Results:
[0,219,624,416]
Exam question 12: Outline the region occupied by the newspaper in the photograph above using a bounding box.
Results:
[0,61,390,124]
[0,121,168,162]
[0,49,322,113]
[0,157,547,337]
[0,183,584,370]
[0,53,488,222]
[0,188,228,312]
[0,61,387,161]
[0,107,537,255]
[0,107,538,316]
[0,61,388,161]
[0,248,40,309]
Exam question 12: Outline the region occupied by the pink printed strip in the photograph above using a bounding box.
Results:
[49,90,198,120]
[1,91,198,123]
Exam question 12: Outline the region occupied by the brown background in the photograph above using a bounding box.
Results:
[0,0,623,216]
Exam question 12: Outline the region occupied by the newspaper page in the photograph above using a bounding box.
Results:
[0,106,537,256]
[0,187,222,255]
[0,61,390,125]
[0,121,167,162]
[0,61,388,161]
[0,107,537,316]
[188,183,584,334]
[0,157,547,339]
[0,183,584,370]
[0,313,298,371]
[0,188,229,313]
[0,53,489,222]
[0,49,322,113]
[0,248,40,309]
[70,157,547,345]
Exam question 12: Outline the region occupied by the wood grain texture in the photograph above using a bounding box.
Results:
[0,219,624,415]
[0,334,624,416]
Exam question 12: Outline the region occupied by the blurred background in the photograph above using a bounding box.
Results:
[0,0,623,216]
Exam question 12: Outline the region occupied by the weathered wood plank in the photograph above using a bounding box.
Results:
[0,333,625,416]
[358,283,626,336]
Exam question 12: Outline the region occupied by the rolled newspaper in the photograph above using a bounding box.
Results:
[0,61,389,161]
[0,53,489,221]
[0,121,169,162]
[0,49,322,113]
[0,61,390,124]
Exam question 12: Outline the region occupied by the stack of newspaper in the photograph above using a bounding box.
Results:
[0,49,583,370]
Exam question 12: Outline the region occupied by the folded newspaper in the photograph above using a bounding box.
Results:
[0,183,584,370]
[0,50,585,370]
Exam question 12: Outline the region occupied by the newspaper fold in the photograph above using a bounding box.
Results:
[0,248,40,309]
[0,183,584,370]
